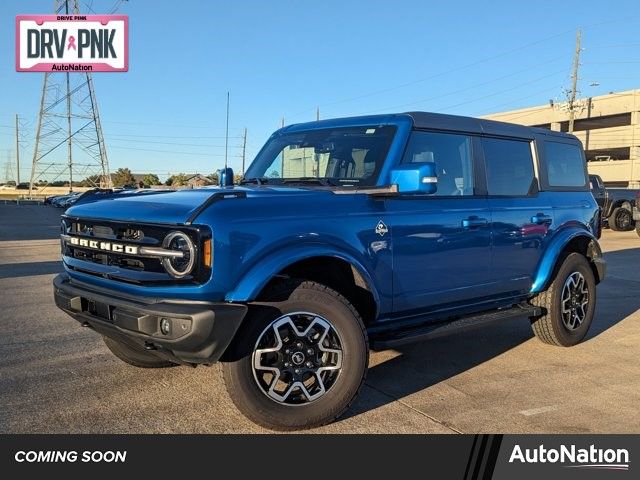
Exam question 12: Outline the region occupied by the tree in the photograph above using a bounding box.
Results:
[80,174,101,187]
[142,173,161,187]
[207,172,219,184]
[166,173,188,187]
[112,168,136,187]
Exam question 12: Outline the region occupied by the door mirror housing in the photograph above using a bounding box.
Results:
[390,163,437,194]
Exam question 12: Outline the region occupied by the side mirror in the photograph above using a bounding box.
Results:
[390,163,437,194]
[217,167,234,187]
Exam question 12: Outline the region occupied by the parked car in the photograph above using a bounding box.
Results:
[54,112,605,430]
[51,192,81,208]
[589,174,639,231]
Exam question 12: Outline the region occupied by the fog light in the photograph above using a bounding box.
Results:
[160,318,171,335]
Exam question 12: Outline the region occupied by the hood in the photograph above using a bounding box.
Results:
[65,186,331,224]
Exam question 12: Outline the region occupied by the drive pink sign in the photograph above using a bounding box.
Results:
[16,15,128,72]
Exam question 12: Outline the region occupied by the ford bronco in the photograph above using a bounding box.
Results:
[54,112,605,430]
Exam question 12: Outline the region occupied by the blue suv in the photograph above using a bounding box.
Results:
[54,112,605,430]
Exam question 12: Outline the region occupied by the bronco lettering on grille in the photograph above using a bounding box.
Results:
[68,236,139,255]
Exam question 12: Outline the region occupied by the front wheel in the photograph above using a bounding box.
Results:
[530,253,596,346]
[222,280,368,430]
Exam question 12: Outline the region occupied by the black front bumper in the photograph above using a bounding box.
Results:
[53,274,247,365]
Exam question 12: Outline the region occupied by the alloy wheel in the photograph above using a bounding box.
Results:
[252,312,343,405]
[561,272,589,330]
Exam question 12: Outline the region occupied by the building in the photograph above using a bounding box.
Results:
[183,173,214,187]
[483,89,640,187]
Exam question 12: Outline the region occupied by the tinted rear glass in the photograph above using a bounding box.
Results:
[545,141,587,187]
[482,138,535,196]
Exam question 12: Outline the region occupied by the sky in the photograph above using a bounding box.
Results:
[1,0,639,182]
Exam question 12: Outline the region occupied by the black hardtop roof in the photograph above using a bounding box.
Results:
[284,111,577,142]
[405,111,576,141]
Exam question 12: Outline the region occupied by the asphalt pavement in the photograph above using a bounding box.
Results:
[0,204,638,433]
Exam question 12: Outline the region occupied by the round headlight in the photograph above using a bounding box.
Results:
[162,231,195,278]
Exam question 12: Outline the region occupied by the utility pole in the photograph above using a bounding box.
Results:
[316,107,320,121]
[281,117,285,128]
[241,127,247,175]
[567,29,582,134]
[15,114,20,185]
[224,91,230,170]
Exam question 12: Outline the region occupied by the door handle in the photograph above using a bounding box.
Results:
[531,213,552,225]
[462,217,488,228]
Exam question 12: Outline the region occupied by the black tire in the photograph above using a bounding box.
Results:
[102,335,177,368]
[609,207,633,231]
[222,279,368,430]
[530,253,596,347]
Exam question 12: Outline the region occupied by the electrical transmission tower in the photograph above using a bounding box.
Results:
[29,0,111,195]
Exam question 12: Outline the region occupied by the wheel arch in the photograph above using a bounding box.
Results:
[226,247,381,323]
[531,229,603,294]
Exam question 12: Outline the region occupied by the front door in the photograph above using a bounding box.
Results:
[387,130,493,315]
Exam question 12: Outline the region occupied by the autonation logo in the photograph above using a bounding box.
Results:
[509,444,630,471]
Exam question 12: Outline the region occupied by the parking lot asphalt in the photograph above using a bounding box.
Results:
[0,203,638,433]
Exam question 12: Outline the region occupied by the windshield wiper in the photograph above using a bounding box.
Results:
[281,177,333,186]
[239,177,269,185]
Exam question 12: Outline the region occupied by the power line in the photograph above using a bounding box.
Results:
[353,57,567,115]
[287,28,577,119]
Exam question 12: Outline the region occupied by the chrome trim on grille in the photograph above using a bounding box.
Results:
[61,234,185,259]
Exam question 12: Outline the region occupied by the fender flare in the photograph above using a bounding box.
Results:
[225,245,381,314]
[531,228,600,293]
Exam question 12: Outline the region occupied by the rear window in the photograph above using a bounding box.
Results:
[482,138,535,196]
[545,141,587,187]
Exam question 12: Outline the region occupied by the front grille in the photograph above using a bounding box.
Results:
[61,216,211,285]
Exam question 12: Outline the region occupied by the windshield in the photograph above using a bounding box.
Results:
[244,125,397,187]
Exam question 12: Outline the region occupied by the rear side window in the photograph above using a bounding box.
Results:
[482,138,535,196]
[544,141,587,187]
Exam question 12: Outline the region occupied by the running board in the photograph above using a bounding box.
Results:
[371,305,541,350]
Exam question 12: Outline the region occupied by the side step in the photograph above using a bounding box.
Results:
[371,305,541,350]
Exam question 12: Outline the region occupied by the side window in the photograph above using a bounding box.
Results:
[482,138,535,196]
[402,131,474,196]
[544,141,587,187]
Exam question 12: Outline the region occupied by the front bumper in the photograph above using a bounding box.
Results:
[53,274,247,365]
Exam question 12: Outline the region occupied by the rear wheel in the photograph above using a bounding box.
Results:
[609,206,633,231]
[102,336,177,368]
[530,253,596,346]
[222,280,368,430]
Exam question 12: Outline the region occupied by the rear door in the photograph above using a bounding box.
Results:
[387,130,493,314]
[482,136,552,294]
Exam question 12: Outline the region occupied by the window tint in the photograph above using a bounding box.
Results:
[245,126,397,186]
[402,131,474,196]
[545,141,587,187]
[482,138,534,196]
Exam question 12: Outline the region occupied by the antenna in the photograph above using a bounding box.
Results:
[224,92,230,170]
